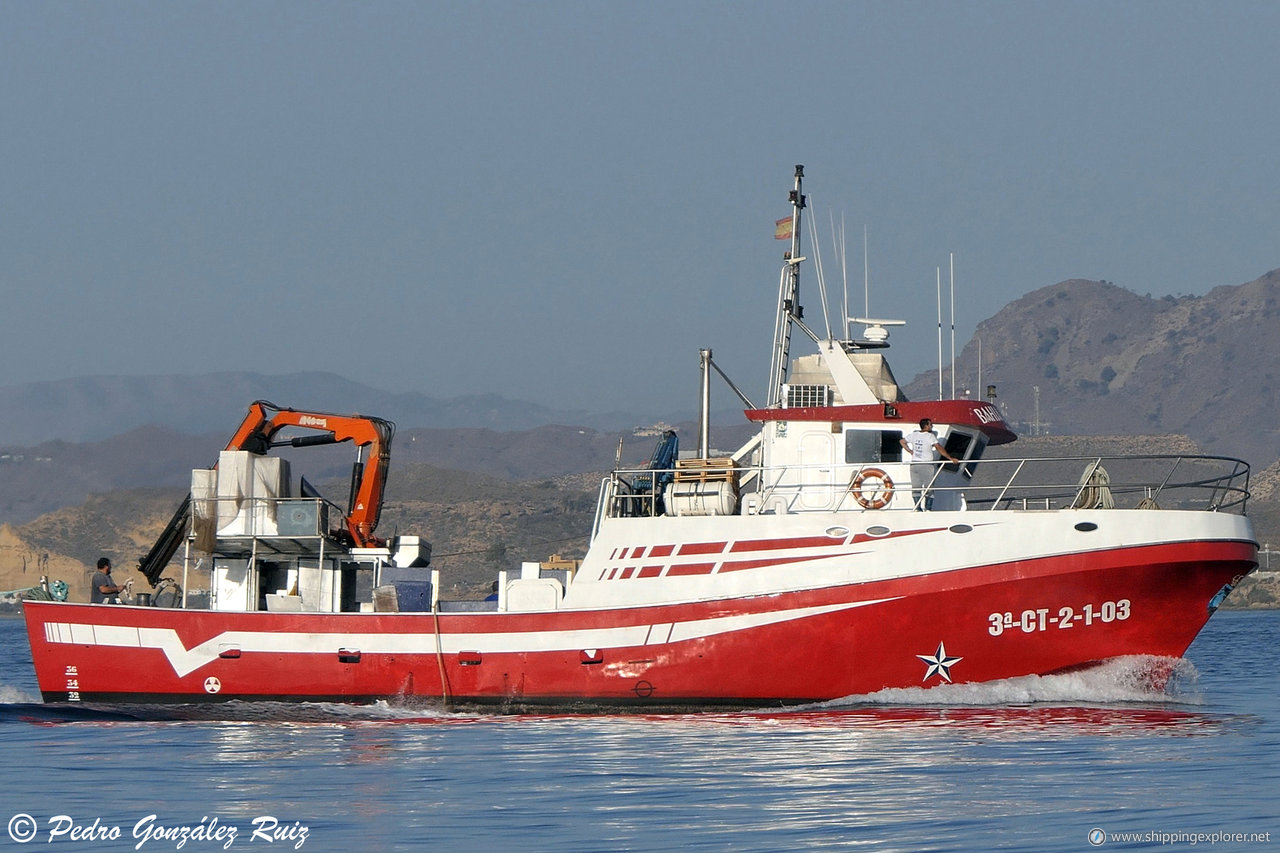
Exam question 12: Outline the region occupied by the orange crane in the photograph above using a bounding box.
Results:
[137,400,395,585]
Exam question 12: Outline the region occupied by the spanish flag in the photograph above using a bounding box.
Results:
[774,216,793,240]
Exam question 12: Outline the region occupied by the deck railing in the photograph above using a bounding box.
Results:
[189,495,342,554]
[957,454,1250,512]
[594,453,1250,532]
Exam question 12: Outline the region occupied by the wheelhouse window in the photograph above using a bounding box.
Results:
[943,429,988,475]
[845,429,903,464]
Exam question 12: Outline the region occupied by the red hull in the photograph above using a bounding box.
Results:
[23,541,1253,707]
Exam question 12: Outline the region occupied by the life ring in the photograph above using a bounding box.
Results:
[852,468,894,510]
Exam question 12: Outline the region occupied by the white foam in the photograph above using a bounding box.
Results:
[310,699,465,720]
[0,682,39,704]
[816,656,1203,708]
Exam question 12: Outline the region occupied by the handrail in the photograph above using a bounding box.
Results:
[990,458,1029,510]
[756,464,787,511]
[597,453,1251,520]
[590,477,613,544]
[1151,456,1183,504]
[188,495,344,545]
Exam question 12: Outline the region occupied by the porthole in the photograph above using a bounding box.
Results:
[865,525,892,537]
[824,526,850,538]
[948,524,973,534]
[1074,521,1098,532]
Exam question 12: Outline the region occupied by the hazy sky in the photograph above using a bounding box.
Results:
[2,1,1277,415]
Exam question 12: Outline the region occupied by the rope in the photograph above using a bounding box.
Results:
[1073,465,1115,509]
[1,580,69,601]
[432,598,451,712]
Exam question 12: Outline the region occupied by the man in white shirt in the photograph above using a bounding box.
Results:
[899,418,959,510]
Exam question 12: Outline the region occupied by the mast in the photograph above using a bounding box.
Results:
[767,165,806,407]
[950,252,956,400]
[936,266,943,401]
[698,348,712,459]
[863,224,869,320]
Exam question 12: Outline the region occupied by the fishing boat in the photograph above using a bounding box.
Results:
[22,167,1258,707]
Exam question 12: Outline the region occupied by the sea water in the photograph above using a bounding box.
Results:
[1,611,1277,852]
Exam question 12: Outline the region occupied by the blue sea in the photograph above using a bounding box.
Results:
[1,611,1277,852]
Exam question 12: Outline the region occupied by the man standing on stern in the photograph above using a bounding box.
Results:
[90,557,128,603]
[900,418,959,510]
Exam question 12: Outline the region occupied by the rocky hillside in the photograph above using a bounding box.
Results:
[906,269,1280,467]
[0,419,756,527]
[2,463,602,602]
[0,427,217,524]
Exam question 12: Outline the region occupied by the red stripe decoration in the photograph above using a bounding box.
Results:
[667,562,716,576]
[849,527,946,545]
[730,535,840,552]
[677,542,727,556]
[719,553,855,573]
[637,566,663,578]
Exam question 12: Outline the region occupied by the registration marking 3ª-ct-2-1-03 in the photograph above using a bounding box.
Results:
[988,600,1132,636]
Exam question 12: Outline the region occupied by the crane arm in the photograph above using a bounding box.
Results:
[226,401,395,547]
[138,400,396,585]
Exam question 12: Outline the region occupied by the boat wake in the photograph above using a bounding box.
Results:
[0,656,1205,727]
[815,655,1203,709]
[0,683,39,705]
[0,700,472,725]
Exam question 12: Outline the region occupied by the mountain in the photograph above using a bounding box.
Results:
[904,269,1280,467]
[395,422,755,482]
[0,418,758,527]
[5,463,603,601]
[0,371,690,447]
[0,426,215,524]
[6,264,1280,603]
[4,268,1280,528]
[9,270,1275,466]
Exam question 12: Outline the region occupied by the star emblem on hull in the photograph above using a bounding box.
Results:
[917,641,963,683]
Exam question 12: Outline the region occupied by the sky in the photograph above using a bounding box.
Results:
[2,1,1277,417]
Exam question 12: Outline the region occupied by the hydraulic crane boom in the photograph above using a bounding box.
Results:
[137,400,395,585]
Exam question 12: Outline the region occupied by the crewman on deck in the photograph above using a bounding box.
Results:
[900,419,959,510]
[90,557,129,604]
